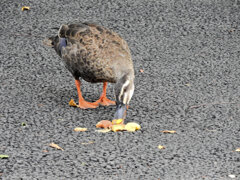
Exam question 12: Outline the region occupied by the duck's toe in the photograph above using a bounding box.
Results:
[78,100,99,109]
[99,97,116,106]
[94,97,116,106]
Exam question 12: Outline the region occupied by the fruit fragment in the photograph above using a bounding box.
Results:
[74,127,87,132]
[21,6,30,11]
[112,119,124,125]
[96,120,112,129]
[161,130,176,134]
[0,155,9,159]
[96,129,111,133]
[158,145,165,149]
[49,143,64,151]
[111,124,126,132]
[96,120,141,132]
[69,99,77,107]
[81,141,94,145]
[125,122,141,132]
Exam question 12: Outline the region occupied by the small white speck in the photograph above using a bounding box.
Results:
[228,174,236,178]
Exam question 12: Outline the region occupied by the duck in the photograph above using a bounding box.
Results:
[43,22,134,121]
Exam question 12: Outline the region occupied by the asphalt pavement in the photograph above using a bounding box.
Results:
[0,0,240,179]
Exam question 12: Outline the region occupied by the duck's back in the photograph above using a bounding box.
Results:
[53,23,133,83]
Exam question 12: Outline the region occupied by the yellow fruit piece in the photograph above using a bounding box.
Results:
[125,126,136,132]
[69,99,77,107]
[95,129,111,133]
[236,148,240,152]
[21,6,30,11]
[111,124,125,132]
[125,122,141,132]
[112,119,124,125]
[49,143,64,151]
[74,127,87,132]
[158,145,165,149]
[161,130,176,134]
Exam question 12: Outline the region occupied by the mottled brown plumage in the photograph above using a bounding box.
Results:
[44,22,135,121]
[52,23,133,83]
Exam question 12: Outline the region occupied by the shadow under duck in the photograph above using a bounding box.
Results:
[44,22,134,121]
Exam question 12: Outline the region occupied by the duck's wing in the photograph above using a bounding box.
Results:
[59,23,131,59]
[58,23,133,82]
[58,23,89,40]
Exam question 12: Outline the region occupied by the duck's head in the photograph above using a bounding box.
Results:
[113,72,134,121]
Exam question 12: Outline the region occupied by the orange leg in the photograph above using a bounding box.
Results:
[75,79,99,109]
[94,82,116,106]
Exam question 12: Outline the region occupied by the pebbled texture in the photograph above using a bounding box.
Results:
[0,0,240,179]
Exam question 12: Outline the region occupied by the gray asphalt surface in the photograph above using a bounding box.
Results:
[1,0,240,179]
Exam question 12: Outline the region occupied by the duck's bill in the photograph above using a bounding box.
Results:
[113,103,127,121]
